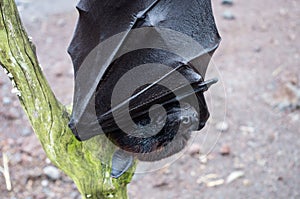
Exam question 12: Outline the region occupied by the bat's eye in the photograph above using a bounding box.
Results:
[181,116,191,125]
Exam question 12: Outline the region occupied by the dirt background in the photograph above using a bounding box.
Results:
[0,0,299,198]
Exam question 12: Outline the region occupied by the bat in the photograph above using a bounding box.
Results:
[67,0,221,178]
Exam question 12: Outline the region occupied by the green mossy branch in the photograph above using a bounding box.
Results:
[0,0,135,198]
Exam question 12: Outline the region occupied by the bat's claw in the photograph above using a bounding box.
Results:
[192,78,218,94]
[111,149,134,178]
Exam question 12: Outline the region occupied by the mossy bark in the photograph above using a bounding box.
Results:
[0,0,135,198]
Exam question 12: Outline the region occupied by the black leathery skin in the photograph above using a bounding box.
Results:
[67,0,220,170]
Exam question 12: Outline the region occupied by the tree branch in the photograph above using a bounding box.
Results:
[0,0,135,198]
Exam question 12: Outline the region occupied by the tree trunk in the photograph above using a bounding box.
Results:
[0,0,135,198]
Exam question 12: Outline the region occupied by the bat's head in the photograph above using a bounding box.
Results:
[170,102,199,131]
[104,101,200,159]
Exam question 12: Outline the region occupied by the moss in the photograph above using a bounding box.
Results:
[0,0,136,198]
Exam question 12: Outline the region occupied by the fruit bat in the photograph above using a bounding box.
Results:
[68,0,221,178]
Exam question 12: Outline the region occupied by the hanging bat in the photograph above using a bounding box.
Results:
[68,0,221,178]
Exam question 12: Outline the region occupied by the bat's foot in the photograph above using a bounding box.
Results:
[111,149,134,178]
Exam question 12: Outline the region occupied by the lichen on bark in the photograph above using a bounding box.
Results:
[0,0,135,198]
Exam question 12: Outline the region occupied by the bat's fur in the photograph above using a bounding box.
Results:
[106,102,199,161]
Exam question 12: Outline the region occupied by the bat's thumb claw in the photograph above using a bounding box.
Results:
[196,78,218,93]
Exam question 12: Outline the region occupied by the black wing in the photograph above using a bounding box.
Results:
[68,0,221,141]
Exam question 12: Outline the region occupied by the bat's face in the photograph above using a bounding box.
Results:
[110,102,200,178]
[137,103,199,161]
[105,102,199,162]
[169,103,199,131]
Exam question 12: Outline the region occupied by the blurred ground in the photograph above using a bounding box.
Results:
[0,0,299,198]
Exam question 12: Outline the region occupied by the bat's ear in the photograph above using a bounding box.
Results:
[111,150,134,178]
